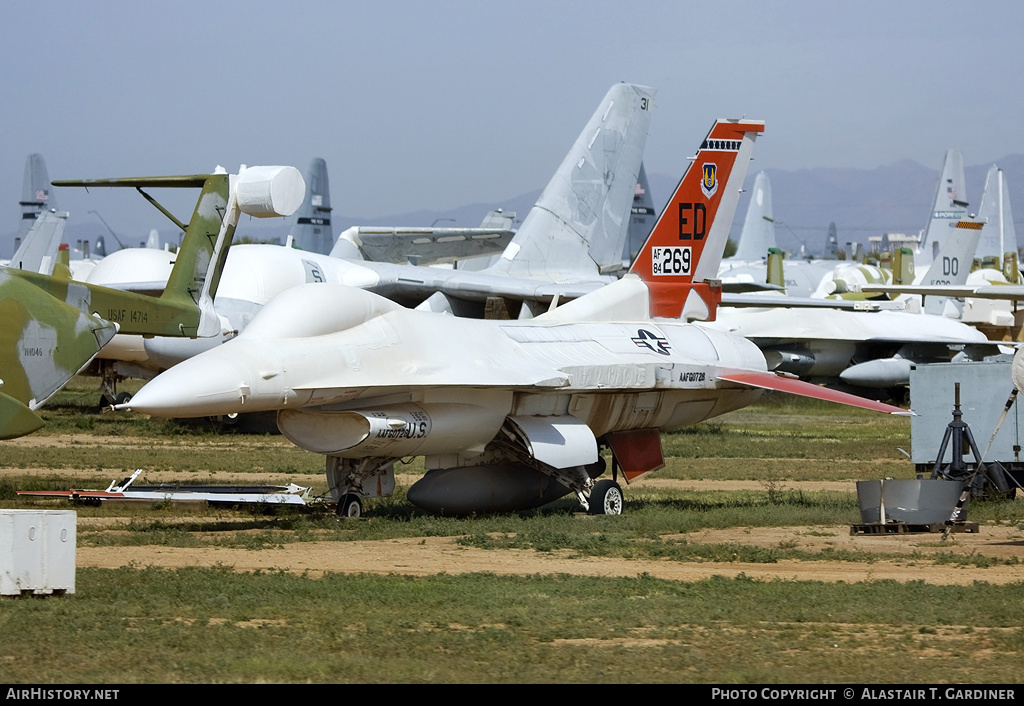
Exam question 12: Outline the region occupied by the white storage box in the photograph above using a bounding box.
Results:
[0,510,76,595]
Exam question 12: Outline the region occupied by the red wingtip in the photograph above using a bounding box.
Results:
[720,371,910,415]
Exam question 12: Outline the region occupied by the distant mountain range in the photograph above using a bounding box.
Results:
[727,154,1024,256]
[10,155,1024,259]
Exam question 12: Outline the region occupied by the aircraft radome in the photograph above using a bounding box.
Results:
[124,118,906,518]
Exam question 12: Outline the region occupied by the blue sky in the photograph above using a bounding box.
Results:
[3,0,1023,240]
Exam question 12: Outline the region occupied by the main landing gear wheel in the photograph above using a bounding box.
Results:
[589,479,624,515]
[336,493,363,518]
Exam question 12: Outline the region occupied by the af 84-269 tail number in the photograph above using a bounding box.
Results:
[652,246,691,275]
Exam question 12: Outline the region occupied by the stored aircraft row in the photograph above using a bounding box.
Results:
[8,83,1003,517]
[123,113,906,517]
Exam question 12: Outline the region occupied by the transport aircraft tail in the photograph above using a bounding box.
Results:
[919,149,968,264]
[623,162,657,266]
[288,157,333,254]
[18,154,55,241]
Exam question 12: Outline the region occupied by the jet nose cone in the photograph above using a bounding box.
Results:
[127,355,255,418]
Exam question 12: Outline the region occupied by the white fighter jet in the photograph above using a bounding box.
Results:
[87,83,654,401]
[124,118,905,517]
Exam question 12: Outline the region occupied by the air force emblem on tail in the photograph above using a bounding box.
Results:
[701,163,718,198]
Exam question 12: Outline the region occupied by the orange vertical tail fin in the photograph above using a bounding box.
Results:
[629,119,763,319]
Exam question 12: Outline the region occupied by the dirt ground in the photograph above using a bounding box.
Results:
[73,523,1024,585]
[29,467,1018,586]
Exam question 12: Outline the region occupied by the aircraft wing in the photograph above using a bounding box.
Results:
[336,225,516,265]
[862,283,1024,301]
[720,282,785,294]
[718,371,909,414]
[971,285,1024,300]
[722,293,906,310]
[358,260,609,309]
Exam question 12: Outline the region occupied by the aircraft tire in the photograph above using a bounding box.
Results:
[589,479,623,515]
[337,493,363,518]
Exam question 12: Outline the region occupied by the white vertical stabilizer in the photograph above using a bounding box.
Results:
[731,171,776,263]
[976,166,1017,261]
[917,149,968,266]
[489,83,655,281]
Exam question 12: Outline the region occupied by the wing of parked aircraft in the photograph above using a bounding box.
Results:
[0,165,305,439]
[333,210,517,266]
[125,116,905,519]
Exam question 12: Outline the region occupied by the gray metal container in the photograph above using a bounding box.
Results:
[856,479,967,524]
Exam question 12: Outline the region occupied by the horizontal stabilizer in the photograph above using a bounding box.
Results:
[719,371,909,415]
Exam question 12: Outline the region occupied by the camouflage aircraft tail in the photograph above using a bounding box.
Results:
[288,157,333,254]
[1,166,305,439]
[0,269,118,437]
[43,166,304,337]
[487,83,655,281]
[628,118,764,319]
